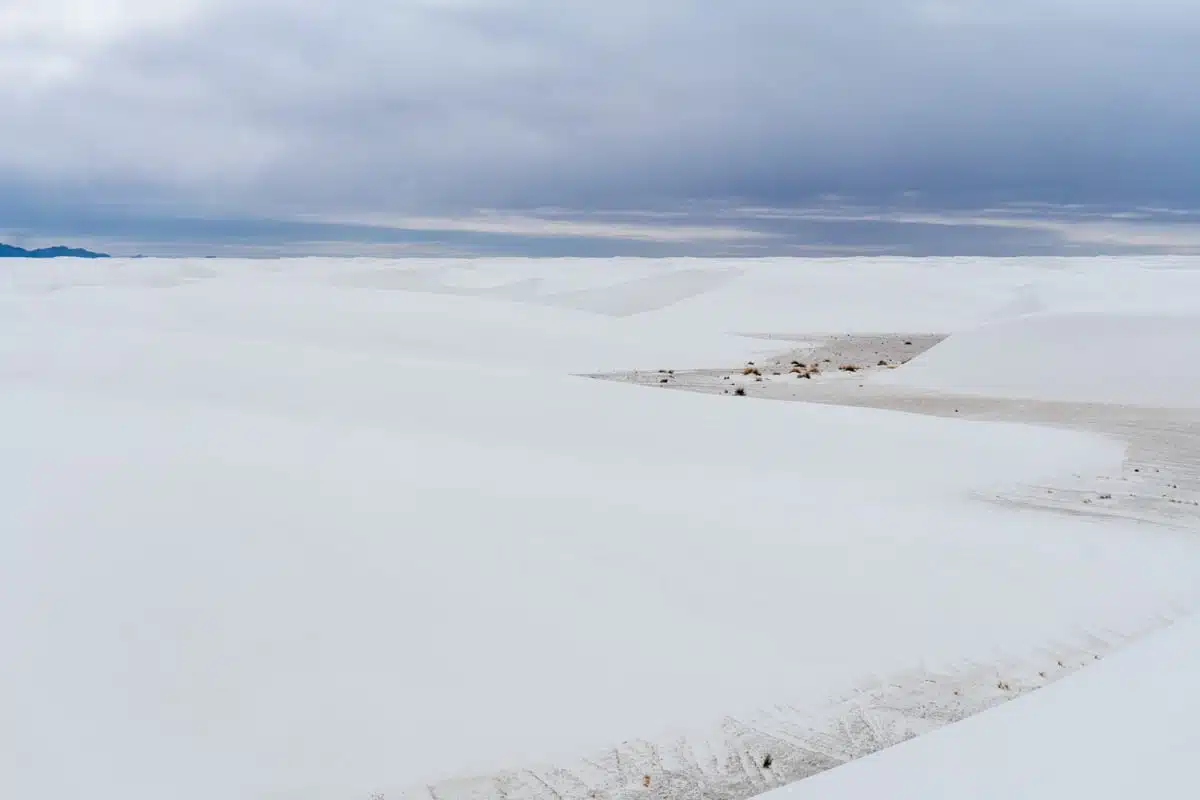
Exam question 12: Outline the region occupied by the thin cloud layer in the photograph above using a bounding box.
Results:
[2,0,1199,223]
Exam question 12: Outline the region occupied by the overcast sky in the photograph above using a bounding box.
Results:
[2,0,1199,255]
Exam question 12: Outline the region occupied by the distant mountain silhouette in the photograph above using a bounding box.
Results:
[0,242,110,259]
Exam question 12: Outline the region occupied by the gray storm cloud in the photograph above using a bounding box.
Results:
[1,0,1198,217]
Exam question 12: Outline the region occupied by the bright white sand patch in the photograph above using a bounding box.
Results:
[875,313,1200,408]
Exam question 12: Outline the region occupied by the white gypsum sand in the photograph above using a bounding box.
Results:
[2,256,1199,800]
[761,589,1200,800]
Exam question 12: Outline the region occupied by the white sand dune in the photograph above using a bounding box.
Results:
[2,256,1199,800]
[875,312,1200,408]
